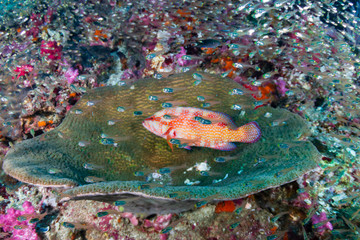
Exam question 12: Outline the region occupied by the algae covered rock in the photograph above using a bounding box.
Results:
[2,72,320,214]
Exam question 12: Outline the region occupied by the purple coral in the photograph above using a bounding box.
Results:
[275,78,289,97]
[175,47,187,66]
[0,201,39,240]
[64,67,79,84]
[311,211,333,235]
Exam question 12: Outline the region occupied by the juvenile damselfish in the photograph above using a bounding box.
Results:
[142,107,261,151]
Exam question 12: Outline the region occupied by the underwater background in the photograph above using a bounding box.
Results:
[0,0,359,239]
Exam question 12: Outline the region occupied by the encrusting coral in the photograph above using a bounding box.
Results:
[3,72,320,214]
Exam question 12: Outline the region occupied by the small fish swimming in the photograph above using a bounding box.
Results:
[142,107,261,151]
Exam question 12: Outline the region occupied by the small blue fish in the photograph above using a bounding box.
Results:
[161,226,173,234]
[196,39,221,48]
[163,88,174,93]
[133,111,143,116]
[148,95,158,101]
[195,201,207,208]
[229,222,240,230]
[99,138,115,145]
[62,222,75,228]
[114,200,127,206]
[162,103,173,108]
[117,106,126,112]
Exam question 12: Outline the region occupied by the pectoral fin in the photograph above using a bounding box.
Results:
[183,146,192,150]
[211,142,236,151]
[166,134,174,152]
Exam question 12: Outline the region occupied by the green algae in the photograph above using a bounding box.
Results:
[2,72,320,213]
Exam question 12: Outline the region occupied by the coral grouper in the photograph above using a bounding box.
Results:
[143,107,261,151]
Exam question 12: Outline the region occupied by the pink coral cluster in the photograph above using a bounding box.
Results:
[144,214,172,231]
[40,41,62,60]
[64,67,79,84]
[275,78,289,97]
[26,8,54,39]
[13,65,34,79]
[291,191,313,209]
[144,214,172,240]
[0,201,39,240]
[175,47,188,66]
[311,211,333,235]
[121,212,139,226]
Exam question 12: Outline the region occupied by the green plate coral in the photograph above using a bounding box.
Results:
[2,72,320,214]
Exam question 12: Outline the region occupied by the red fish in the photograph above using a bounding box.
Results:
[142,107,261,151]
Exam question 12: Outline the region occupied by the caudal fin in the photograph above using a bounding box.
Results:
[236,121,261,143]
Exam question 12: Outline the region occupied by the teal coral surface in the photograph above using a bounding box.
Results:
[3,72,320,212]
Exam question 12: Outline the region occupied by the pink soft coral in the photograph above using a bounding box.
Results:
[175,47,187,66]
[144,214,172,240]
[14,64,34,79]
[311,211,333,235]
[0,201,40,240]
[64,67,79,84]
[40,41,62,60]
[275,78,289,97]
[121,212,139,226]
[144,214,172,231]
